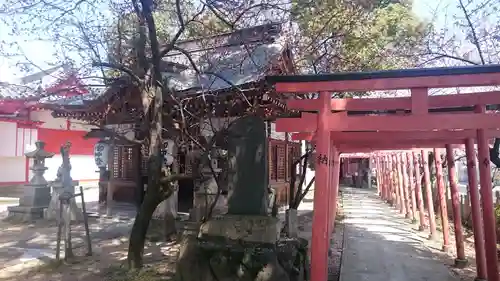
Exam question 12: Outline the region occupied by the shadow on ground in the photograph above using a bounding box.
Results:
[339,187,460,281]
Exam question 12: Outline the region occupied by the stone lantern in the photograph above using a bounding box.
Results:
[8,141,55,221]
[94,140,110,205]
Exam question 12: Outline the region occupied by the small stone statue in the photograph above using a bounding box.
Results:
[46,141,82,221]
[55,141,72,185]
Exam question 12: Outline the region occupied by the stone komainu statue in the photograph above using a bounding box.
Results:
[55,141,72,184]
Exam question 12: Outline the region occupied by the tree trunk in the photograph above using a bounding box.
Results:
[127,188,162,269]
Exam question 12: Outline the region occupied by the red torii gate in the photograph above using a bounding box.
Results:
[266,65,500,281]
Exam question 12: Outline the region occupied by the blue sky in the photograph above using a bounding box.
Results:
[412,0,456,24]
[0,0,459,83]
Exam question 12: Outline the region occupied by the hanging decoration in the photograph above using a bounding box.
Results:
[94,141,110,168]
[162,139,175,167]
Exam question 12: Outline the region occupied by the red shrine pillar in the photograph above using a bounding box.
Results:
[396,153,406,215]
[389,155,396,205]
[376,157,382,197]
[377,156,383,199]
[413,151,426,231]
[401,152,412,219]
[434,148,450,251]
[394,154,402,210]
[421,149,438,240]
[382,155,389,201]
[310,92,332,281]
[404,153,413,219]
[465,138,487,281]
[385,156,391,203]
[445,144,467,267]
[406,152,418,223]
[327,145,333,235]
[331,147,341,223]
[475,105,500,281]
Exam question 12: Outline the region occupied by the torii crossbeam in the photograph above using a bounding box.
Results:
[266,64,500,281]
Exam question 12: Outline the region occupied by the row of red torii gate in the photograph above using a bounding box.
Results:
[265,64,500,281]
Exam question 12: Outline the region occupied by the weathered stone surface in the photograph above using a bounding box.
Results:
[8,141,54,221]
[226,115,268,215]
[199,215,280,244]
[174,235,307,281]
[45,142,82,221]
[285,209,298,238]
[174,116,307,281]
[7,206,46,222]
[45,182,82,221]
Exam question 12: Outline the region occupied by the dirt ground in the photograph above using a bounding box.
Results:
[5,239,180,281]
[0,209,338,281]
[0,187,489,281]
[0,217,180,281]
[0,217,347,281]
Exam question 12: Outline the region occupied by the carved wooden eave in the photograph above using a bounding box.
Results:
[49,23,296,124]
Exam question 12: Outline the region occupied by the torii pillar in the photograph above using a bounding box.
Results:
[310,92,333,281]
[382,156,388,201]
[401,152,412,219]
[465,138,487,281]
[422,150,438,240]
[406,152,418,224]
[434,148,450,252]
[413,151,426,231]
[330,147,340,228]
[445,144,467,267]
[375,157,381,196]
[476,105,499,281]
[388,155,396,205]
[396,153,406,215]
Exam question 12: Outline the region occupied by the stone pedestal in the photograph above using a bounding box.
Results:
[45,181,83,221]
[285,209,298,238]
[7,181,51,220]
[199,215,280,243]
[8,141,54,222]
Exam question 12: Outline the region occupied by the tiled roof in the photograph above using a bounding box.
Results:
[162,23,286,93]
[0,64,77,100]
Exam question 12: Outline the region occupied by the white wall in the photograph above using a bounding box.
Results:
[301,140,314,191]
[44,155,98,181]
[17,128,38,156]
[0,157,25,183]
[30,110,95,131]
[0,154,98,184]
[0,122,17,157]
[30,110,67,130]
[270,122,286,140]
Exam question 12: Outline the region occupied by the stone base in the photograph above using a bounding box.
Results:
[285,209,298,238]
[18,184,51,207]
[45,190,83,222]
[7,206,46,222]
[174,234,304,281]
[199,215,280,244]
[454,258,468,268]
[442,244,449,252]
